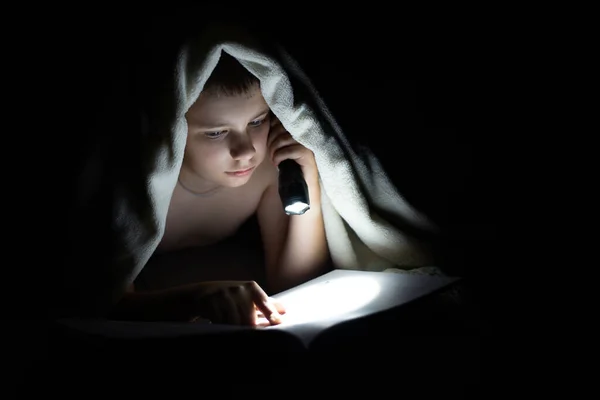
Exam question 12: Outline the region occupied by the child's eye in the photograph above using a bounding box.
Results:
[205,130,226,139]
[248,119,264,127]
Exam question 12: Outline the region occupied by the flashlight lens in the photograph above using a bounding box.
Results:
[285,201,310,215]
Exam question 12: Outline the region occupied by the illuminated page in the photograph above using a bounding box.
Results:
[266,269,459,347]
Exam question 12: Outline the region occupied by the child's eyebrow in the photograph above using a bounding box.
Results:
[194,108,271,129]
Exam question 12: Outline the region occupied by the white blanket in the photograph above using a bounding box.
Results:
[71,24,441,312]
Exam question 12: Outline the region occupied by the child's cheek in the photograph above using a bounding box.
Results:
[255,125,271,152]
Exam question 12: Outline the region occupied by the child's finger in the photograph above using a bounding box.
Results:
[255,299,285,315]
[272,144,306,166]
[270,298,287,315]
[269,133,296,162]
[255,306,265,318]
[246,282,282,325]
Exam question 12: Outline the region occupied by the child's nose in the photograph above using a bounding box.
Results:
[230,133,256,160]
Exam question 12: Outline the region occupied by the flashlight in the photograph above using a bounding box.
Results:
[278,159,310,215]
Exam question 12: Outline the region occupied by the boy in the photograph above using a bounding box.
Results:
[113,53,330,326]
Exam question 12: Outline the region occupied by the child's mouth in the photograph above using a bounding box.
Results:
[226,166,255,177]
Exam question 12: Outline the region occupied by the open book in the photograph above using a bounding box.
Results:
[56,270,459,351]
[265,269,460,347]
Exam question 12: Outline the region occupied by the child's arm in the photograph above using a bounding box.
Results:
[257,119,330,293]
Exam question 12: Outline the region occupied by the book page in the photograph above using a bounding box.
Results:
[265,269,459,347]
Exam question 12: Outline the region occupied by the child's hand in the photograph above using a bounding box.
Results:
[185,280,286,326]
[268,116,317,177]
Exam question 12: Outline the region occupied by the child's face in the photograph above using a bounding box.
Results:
[183,84,271,188]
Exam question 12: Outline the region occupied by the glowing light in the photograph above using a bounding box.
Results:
[272,276,381,326]
[285,201,310,215]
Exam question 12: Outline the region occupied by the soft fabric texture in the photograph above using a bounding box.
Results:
[68,24,440,315]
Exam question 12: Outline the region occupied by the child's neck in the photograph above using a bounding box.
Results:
[177,169,223,197]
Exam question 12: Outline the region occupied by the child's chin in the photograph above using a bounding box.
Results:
[223,175,252,187]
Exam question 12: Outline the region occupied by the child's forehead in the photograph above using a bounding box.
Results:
[187,87,269,125]
[203,87,260,102]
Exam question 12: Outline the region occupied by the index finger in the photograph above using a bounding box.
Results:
[269,298,286,315]
[245,281,282,325]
